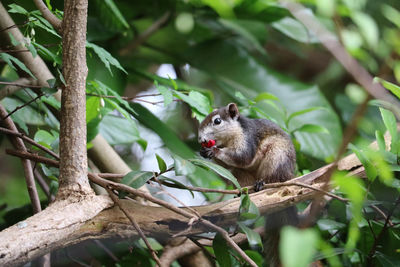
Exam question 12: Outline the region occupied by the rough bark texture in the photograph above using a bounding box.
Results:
[0,196,112,266]
[58,0,92,199]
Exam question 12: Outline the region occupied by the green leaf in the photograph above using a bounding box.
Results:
[189,158,241,189]
[158,176,195,198]
[349,144,377,181]
[8,4,28,15]
[121,171,153,189]
[374,77,400,100]
[280,226,318,267]
[239,192,260,222]
[219,18,266,54]
[237,222,263,249]
[86,96,101,123]
[213,233,231,267]
[317,219,346,231]
[287,107,324,126]
[155,154,167,173]
[34,130,56,149]
[0,53,36,79]
[272,16,318,43]
[101,0,129,29]
[174,90,211,120]
[375,130,386,152]
[173,155,196,176]
[33,42,62,65]
[379,107,398,153]
[92,0,130,31]
[99,114,144,146]
[253,92,279,102]
[86,42,127,75]
[155,83,173,106]
[292,124,329,134]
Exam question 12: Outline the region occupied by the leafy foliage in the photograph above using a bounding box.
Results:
[1,0,400,266]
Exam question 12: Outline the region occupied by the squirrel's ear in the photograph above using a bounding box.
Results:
[227,103,239,120]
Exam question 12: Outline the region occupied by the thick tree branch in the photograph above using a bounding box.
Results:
[32,0,62,31]
[57,0,91,199]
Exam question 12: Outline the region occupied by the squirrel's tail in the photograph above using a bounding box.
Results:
[264,206,298,267]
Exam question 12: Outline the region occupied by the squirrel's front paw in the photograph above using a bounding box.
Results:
[200,147,214,158]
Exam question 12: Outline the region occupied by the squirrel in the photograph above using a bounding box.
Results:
[198,103,298,267]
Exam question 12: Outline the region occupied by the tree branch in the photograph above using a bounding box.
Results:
[32,0,62,31]
[106,188,162,266]
[0,104,41,214]
[57,0,91,199]
[0,78,37,100]
[119,11,171,56]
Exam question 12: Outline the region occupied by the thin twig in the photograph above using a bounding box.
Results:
[1,93,45,121]
[6,149,59,167]
[33,168,55,202]
[0,81,43,88]
[0,105,41,213]
[370,205,393,226]
[0,78,36,100]
[366,197,400,266]
[89,174,258,267]
[106,187,161,266]
[93,240,119,262]
[119,12,171,56]
[0,127,59,159]
[0,19,32,33]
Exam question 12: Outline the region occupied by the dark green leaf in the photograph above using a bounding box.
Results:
[189,158,241,189]
[287,107,325,126]
[237,222,263,249]
[86,42,127,75]
[156,154,167,173]
[213,233,231,267]
[8,4,28,15]
[0,53,36,79]
[121,171,153,189]
[219,18,266,54]
[317,219,346,231]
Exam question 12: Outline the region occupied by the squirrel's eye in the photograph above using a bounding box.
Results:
[214,118,221,125]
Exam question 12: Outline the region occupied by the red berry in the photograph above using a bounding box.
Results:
[201,139,216,148]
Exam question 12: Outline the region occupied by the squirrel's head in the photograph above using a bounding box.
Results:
[198,103,242,147]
